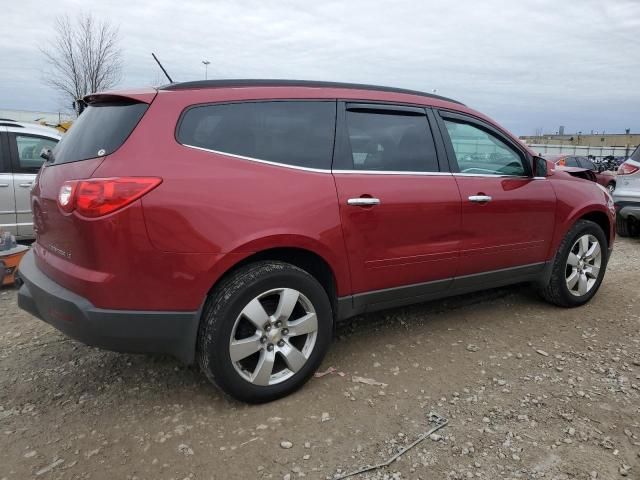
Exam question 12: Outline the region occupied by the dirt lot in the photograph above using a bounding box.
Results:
[1,238,639,480]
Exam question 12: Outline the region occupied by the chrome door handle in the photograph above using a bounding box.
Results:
[468,195,492,203]
[0,183,9,187]
[347,197,380,206]
[19,183,33,188]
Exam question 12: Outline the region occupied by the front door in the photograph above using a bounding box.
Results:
[0,130,18,236]
[333,103,461,302]
[8,132,58,237]
[436,111,556,277]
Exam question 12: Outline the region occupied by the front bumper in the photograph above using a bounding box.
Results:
[17,250,200,364]
[615,200,640,220]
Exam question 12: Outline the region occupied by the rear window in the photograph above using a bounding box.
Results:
[631,145,640,162]
[177,101,335,169]
[51,102,148,164]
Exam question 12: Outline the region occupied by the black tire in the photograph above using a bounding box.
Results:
[539,220,608,308]
[616,215,630,237]
[197,261,332,403]
[607,182,615,194]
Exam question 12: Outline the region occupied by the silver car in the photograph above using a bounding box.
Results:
[613,145,640,237]
[0,121,61,239]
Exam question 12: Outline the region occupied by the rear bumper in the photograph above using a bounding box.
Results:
[17,249,200,364]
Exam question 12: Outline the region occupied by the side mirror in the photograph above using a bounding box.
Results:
[40,148,52,161]
[533,156,553,177]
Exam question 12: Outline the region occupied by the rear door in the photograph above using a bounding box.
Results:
[436,110,556,276]
[333,102,461,302]
[0,128,17,235]
[7,130,58,237]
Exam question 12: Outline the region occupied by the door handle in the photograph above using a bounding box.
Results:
[468,195,492,203]
[0,183,9,187]
[19,183,33,188]
[347,197,381,206]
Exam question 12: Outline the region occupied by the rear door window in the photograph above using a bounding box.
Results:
[51,102,148,164]
[343,106,438,172]
[177,101,336,169]
[13,134,59,172]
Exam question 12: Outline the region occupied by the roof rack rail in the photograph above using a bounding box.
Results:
[159,79,464,105]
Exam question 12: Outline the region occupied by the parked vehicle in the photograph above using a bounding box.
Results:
[0,122,60,239]
[613,146,640,237]
[17,80,615,402]
[548,155,617,193]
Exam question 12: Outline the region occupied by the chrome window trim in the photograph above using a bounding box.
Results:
[181,144,330,173]
[333,170,452,176]
[453,173,541,179]
[183,144,453,176]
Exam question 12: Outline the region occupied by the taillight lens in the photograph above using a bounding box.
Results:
[618,162,640,175]
[57,177,162,217]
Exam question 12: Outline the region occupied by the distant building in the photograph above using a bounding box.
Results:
[520,131,639,149]
[520,131,638,158]
[0,109,73,125]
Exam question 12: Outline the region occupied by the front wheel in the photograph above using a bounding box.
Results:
[539,220,608,307]
[197,261,332,403]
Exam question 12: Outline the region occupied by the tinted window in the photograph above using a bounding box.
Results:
[579,158,596,170]
[345,110,438,171]
[178,101,335,169]
[444,120,525,176]
[52,102,148,164]
[15,135,58,171]
[564,157,580,167]
[631,145,640,162]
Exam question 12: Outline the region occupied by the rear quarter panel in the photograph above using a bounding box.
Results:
[90,90,352,297]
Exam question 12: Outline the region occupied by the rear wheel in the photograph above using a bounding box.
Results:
[616,215,630,237]
[539,220,608,307]
[197,261,332,403]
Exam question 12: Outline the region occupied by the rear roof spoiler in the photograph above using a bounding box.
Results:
[84,88,158,105]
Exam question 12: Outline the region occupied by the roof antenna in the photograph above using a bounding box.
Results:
[152,53,173,83]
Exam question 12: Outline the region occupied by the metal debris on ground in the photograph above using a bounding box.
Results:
[334,412,449,479]
[314,367,346,378]
[351,376,388,387]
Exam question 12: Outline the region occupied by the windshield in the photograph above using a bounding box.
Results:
[51,101,148,164]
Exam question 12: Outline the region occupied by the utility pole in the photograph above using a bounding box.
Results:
[202,60,211,80]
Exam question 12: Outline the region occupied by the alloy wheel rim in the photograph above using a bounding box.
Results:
[565,234,602,297]
[229,288,318,386]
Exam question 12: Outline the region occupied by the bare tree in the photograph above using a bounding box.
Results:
[41,14,123,114]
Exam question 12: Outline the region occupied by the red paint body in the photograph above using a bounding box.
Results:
[30,84,615,314]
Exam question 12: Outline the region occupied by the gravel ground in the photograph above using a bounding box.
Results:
[1,238,639,480]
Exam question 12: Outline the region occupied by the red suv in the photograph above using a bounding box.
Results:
[17,80,615,402]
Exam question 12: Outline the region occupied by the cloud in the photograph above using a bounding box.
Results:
[1,0,638,134]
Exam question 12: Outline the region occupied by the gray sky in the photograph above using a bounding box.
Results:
[1,0,639,135]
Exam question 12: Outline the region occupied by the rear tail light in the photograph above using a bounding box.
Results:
[617,162,639,175]
[57,177,162,218]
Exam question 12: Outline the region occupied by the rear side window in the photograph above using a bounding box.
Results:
[631,146,640,162]
[51,102,148,164]
[177,101,335,169]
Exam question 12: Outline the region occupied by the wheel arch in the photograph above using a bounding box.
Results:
[219,247,339,311]
[579,210,611,247]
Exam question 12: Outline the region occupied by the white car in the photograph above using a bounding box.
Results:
[613,145,640,237]
[0,121,61,239]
